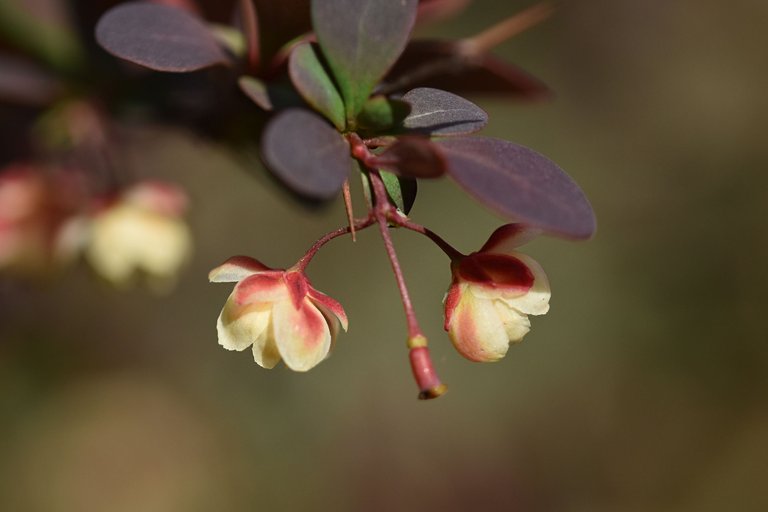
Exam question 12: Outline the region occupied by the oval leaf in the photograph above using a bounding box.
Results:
[380,171,417,215]
[437,137,595,239]
[378,136,446,178]
[312,0,418,123]
[238,76,303,111]
[401,87,488,135]
[288,42,346,130]
[261,109,351,199]
[357,96,410,131]
[383,40,550,99]
[0,55,62,106]
[95,2,228,72]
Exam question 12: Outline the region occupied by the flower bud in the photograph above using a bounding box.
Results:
[444,224,550,362]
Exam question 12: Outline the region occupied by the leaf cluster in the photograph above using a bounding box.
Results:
[94,0,595,239]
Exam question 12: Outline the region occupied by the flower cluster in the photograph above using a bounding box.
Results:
[0,165,191,288]
[210,221,552,395]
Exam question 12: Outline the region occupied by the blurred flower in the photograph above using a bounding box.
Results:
[209,256,348,371]
[84,181,191,289]
[444,224,550,362]
[0,165,76,274]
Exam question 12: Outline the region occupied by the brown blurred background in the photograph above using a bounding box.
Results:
[1,1,767,510]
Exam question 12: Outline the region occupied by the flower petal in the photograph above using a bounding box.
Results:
[460,253,534,299]
[447,289,510,362]
[494,300,531,343]
[252,318,281,369]
[307,288,348,332]
[216,293,271,352]
[443,280,462,330]
[234,272,288,305]
[480,223,541,254]
[500,253,551,315]
[208,255,272,282]
[273,299,331,372]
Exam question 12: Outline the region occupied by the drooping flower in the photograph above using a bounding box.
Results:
[84,181,191,288]
[209,256,348,372]
[444,224,550,362]
[0,165,76,274]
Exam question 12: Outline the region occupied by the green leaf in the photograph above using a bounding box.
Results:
[380,171,417,215]
[357,96,410,131]
[288,42,346,130]
[238,76,303,111]
[0,0,83,72]
[312,0,418,125]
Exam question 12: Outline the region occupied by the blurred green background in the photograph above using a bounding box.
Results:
[2,1,767,510]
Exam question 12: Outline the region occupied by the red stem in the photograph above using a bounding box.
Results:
[293,216,374,273]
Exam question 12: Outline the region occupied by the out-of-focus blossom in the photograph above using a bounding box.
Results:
[444,224,550,362]
[0,165,74,274]
[85,181,191,288]
[209,256,348,372]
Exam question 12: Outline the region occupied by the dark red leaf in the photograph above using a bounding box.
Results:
[261,109,351,199]
[384,40,550,99]
[312,0,418,121]
[0,55,62,106]
[95,2,228,72]
[437,137,595,239]
[378,136,446,178]
[401,87,487,135]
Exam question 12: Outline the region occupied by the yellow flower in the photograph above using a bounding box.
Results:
[444,224,550,362]
[85,181,191,288]
[210,256,348,371]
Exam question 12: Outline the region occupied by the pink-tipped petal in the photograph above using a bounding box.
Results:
[499,253,551,315]
[443,280,462,330]
[448,290,510,362]
[234,272,288,305]
[209,255,272,282]
[307,288,348,332]
[459,253,534,299]
[272,300,331,372]
[480,223,541,255]
[216,293,271,352]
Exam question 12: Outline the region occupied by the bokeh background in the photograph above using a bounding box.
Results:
[2,1,767,510]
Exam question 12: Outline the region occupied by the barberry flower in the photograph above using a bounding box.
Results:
[85,181,191,288]
[0,166,76,274]
[209,256,348,372]
[444,224,550,362]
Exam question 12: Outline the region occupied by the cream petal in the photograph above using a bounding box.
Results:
[448,290,510,362]
[252,318,281,369]
[500,253,550,315]
[216,293,271,352]
[494,300,531,343]
[209,255,272,282]
[272,299,331,372]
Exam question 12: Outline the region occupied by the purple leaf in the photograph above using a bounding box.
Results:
[378,136,446,178]
[437,137,595,239]
[288,42,345,130]
[384,40,550,99]
[95,2,229,72]
[0,55,62,106]
[261,109,351,199]
[312,0,418,122]
[401,87,487,135]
